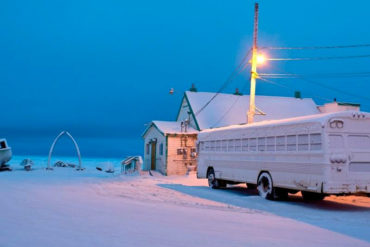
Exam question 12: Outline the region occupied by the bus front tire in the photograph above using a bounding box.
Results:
[301,191,326,201]
[207,169,223,189]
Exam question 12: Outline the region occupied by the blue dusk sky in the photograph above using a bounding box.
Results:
[1,0,370,157]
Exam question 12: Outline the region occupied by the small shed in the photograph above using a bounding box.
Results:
[142,121,198,176]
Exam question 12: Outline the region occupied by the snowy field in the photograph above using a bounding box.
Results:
[0,156,369,247]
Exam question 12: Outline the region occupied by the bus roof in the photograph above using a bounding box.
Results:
[200,111,369,133]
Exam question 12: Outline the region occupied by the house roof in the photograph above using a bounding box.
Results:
[142,121,198,137]
[184,91,319,130]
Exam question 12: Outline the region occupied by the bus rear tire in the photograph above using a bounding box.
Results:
[207,168,222,189]
[257,172,275,200]
[301,191,326,201]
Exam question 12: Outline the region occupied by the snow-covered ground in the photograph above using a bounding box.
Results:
[0,156,369,247]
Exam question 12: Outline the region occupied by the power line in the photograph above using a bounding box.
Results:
[259,72,370,79]
[260,43,370,50]
[295,77,370,102]
[195,48,252,116]
[261,75,370,102]
[258,77,292,91]
[258,76,332,102]
[268,54,370,61]
[210,78,250,128]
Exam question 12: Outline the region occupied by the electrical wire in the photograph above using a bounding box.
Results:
[260,75,370,102]
[259,72,370,79]
[260,43,370,50]
[258,77,293,91]
[196,42,370,123]
[267,54,370,61]
[295,77,370,102]
[210,78,250,128]
[195,48,252,116]
[258,76,333,102]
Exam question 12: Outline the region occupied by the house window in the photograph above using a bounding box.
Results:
[298,134,309,151]
[266,137,275,151]
[276,136,286,151]
[310,133,322,151]
[159,143,164,155]
[146,143,150,154]
[287,135,297,151]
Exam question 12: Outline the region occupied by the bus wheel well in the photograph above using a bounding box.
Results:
[257,170,272,184]
[207,167,214,175]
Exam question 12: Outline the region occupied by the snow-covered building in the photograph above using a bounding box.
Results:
[176,91,320,130]
[142,121,198,175]
[143,90,326,175]
[318,101,360,113]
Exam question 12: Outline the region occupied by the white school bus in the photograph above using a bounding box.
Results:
[197,111,370,200]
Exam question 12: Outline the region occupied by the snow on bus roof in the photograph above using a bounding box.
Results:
[185,91,319,129]
[200,111,368,133]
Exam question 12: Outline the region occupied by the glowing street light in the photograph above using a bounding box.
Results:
[256,54,266,64]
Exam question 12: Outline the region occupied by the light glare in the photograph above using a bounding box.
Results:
[256,54,266,64]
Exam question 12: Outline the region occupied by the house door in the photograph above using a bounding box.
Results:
[150,141,157,170]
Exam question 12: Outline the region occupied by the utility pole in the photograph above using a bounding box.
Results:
[247,2,259,124]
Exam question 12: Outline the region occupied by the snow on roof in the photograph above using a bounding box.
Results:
[185,91,319,130]
[147,121,198,136]
[200,111,369,133]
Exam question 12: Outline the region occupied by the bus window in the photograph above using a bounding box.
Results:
[310,133,322,151]
[348,135,370,149]
[329,134,344,149]
[276,136,286,151]
[249,138,257,151]
[210,141,216,151]
[266,137,275,151]
[205,141,210,151]
[215,140,221,151]
[287,135,297,151]
[235,139,242,152]
[298,134,309,151]
[221,140,227,152]
[258,137,266,152]
[242,138,248,151]
[228,139,235,152]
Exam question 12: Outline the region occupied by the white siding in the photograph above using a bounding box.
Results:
[143,126,166,174]
[176,98,198,130]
